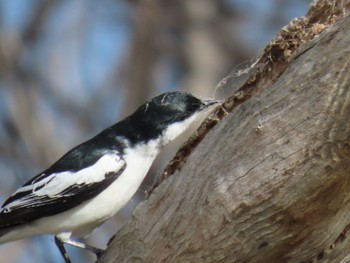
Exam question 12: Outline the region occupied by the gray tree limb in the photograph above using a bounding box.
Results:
[99,1,350,262]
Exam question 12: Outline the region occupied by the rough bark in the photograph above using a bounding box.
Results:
[99,1,350,262]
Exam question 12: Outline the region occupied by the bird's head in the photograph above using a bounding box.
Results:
[126,91,220,146]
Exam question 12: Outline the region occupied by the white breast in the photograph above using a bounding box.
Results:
[26,139,161,237]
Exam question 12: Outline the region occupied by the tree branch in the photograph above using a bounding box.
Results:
[99,1,350,262]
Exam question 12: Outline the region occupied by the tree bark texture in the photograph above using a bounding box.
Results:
[99,1,350,262]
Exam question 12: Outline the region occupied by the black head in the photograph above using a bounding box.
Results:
[114,91,219,145]
[140,91,214,124]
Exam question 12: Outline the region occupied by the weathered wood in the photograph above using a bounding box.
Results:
[99,2,350,263]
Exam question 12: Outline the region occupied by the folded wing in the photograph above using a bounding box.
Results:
[0,151,126,229]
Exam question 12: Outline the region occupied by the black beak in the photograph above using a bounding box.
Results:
[201,98,221,108]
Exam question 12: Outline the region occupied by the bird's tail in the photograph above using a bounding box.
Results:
[0,213,12,244]
[0,227,11,244]
[0,209,25,244]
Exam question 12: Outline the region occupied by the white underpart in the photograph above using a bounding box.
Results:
[0,104,216,243]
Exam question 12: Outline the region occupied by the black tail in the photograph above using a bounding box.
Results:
[0,214,15,243]
[0,227,11,244]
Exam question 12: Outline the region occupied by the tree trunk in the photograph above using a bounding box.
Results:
[99,1,350,262]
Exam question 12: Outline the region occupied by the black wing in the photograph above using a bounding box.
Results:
[0,151,126,229]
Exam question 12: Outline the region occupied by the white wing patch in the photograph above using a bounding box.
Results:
[3,153,125,211]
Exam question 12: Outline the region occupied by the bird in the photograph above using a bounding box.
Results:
[0,91,220,263]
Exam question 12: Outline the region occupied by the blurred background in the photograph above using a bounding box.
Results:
[0,0,311,262]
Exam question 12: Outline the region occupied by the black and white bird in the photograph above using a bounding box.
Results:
[0,91,219,263]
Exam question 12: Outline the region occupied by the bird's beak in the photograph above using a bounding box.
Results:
[201,98,222,108]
